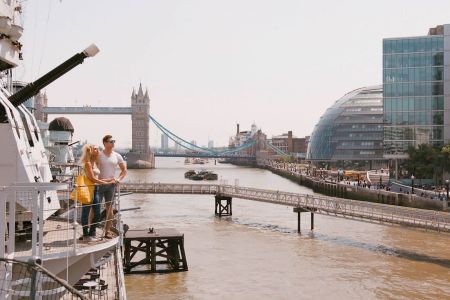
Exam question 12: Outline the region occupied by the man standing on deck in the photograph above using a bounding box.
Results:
[97,134,127,239]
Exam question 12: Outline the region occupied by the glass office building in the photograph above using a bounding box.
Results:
[307,85,384,164]
[383,24,450,156]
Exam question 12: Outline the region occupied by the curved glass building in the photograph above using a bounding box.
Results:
[307,85,384,163]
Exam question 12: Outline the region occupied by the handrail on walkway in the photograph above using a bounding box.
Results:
[120,182,450,233]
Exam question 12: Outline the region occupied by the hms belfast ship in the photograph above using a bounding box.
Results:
[0,2,126,299]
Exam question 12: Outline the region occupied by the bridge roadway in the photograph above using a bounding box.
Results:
[120,182,450,233]
[42,106,132,115]
[154,152,255,159]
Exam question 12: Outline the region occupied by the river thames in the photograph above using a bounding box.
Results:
[122,157,450,299]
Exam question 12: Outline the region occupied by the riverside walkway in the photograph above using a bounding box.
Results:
[120,182,450,233]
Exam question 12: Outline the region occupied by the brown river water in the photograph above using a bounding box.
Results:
[122,157,450,300]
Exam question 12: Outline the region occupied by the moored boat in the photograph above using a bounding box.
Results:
[185,170,196,178]
[203,172,218,180]
[185,170,218,181]
[191,174,204,180]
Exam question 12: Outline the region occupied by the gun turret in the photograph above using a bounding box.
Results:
[8,44,100,107]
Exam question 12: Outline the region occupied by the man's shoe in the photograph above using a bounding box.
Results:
[82,236,93,242]
[84,236,100,242]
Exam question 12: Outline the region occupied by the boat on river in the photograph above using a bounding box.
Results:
[184,170,218,181]
[192,158,206,164]
[185,170,196,178]
[203,172,218,180]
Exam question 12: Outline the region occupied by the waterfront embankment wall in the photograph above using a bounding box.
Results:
[228,158,443,210]
[263,166,443,211]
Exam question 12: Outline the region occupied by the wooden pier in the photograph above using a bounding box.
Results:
[123,228,188,274]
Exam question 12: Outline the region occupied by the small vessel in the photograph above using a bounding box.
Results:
[192,158,205,164]
[203,172,218,180]
[191,173,204,180]
[184,170,196,178]
[198,170,209,176]
[185,170,218,181]
[218,158,230,164]
[184,157,190,164]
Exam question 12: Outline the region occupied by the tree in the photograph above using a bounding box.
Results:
[401,144,435,179]
[401,143,450,184]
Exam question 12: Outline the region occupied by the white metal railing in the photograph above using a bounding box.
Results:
[120,182,450,232]
[0,257,87,299]
[219,185,450,231]
[121,182,219,195]
[0,182,123,260]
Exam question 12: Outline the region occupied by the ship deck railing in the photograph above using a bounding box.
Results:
[0,257,87,299]
[0,182,124,261]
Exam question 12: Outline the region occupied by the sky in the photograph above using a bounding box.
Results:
[16,0,450,148]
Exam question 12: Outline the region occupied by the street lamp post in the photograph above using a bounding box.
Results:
[411,175,415,194]
[445,179,449,210]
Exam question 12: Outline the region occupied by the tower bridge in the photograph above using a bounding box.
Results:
[38,84,155,168]
[36,84,270,163]
[42,106,132,115]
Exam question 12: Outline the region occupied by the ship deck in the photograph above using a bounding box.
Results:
[14,218,117,259]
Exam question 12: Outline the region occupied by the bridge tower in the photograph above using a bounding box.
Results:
[127,83,155,168]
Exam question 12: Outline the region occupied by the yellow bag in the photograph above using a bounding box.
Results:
[70,174,94,204]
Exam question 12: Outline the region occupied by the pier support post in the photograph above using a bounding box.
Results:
[294,207,316,234]
[215,195,232,217]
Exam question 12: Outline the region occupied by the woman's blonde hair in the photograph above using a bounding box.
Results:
[79,144,99,165]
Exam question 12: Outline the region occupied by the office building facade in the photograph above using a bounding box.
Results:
[383,24,450,156]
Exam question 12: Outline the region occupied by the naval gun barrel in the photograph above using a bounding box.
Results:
[8,44,100,107]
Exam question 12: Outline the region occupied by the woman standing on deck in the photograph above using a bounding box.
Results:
[79,144,114,242]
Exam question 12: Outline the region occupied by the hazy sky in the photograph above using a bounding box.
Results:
[16,0,450,148]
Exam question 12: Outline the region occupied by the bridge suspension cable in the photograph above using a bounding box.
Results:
[265,140,288,156]
[148,115,256,156]
[149,115,214,153]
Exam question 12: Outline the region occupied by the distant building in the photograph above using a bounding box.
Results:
[208,140,214,148]
[174,142,180,152]
[270,131,308,158]
[190,140,197,146]
[161,134,169,150]
[231,123,259,147]
[228,123,261,156]
[383,24,449,157]
[34,91,48,123]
